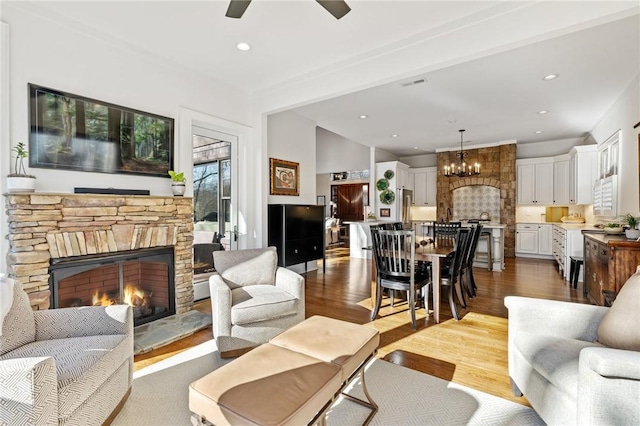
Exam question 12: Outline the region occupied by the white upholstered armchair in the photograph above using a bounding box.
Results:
[0,275,133,426]
[505,272,640,425]
[209,247,305,357]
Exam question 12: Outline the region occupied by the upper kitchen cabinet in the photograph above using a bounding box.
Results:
[517,158,554,205]
[568,145,597,205]
[553,157,570,206]
[410,167,437,206]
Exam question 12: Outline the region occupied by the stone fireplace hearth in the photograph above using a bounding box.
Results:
[5,193,194,314]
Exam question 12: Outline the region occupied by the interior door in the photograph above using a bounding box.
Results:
[192,125,238,258]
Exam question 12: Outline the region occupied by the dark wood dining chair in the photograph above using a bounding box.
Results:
[438,227,472,320]
[370,229,431,329]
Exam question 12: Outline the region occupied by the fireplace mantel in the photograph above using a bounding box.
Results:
[4,192,194,313]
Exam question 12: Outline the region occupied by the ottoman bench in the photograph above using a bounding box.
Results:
[189,315,380,426]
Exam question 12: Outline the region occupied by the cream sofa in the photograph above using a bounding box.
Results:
[505,273,640,425]
[0,276,133,425]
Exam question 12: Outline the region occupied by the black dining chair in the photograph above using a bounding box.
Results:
[370,229,432,329]
[460,224,483,299]
[434,222,461,246]
[438,227,472,320]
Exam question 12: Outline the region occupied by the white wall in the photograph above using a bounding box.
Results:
[590,76,640,215]
[316,127,370,174]
[267,111,317,205]
[399,153,437,168]
[0,6,257,267]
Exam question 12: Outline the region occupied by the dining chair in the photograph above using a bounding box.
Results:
[370,229,432,329]
[460,224,483,299]
[434,221,461,246]
[438,227,472,320]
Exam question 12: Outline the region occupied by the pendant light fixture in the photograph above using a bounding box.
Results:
[443,129,480,177]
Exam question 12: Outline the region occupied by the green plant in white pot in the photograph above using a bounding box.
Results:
[622,213,640,239]
[168,170,186,196]
[7,142,36,193]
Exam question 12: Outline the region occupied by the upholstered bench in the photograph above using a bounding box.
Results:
[189,315,380,426]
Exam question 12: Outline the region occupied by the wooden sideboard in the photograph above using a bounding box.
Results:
[583,233,640,306]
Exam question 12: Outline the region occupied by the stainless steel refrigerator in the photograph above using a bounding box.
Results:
[398,188,413,229]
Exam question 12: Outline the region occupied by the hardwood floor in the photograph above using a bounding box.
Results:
[134,249,590,406]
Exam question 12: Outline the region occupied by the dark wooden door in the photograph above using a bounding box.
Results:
[335,184,367,221]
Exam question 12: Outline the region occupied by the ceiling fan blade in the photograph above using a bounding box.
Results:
[316,0,351,19]
[226,0,252,18]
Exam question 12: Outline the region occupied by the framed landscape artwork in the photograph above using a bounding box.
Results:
[269,158,299,196]
[29,84,174,177]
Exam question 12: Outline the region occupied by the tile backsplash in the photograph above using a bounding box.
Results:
[452,185,501,222]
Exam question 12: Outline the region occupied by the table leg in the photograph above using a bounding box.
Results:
[430,254,440,324]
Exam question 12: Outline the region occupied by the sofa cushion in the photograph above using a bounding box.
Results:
[231,285,298,325]
[0,278,36,356]
[0,334,130,418]
[597,272,640,351]
[214,248,278,289]
[515,332,601,398]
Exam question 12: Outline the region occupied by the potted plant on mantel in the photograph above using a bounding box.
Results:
[168,170,186,196]
[7,142,36,193]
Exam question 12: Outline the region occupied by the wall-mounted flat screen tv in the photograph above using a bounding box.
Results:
[29,84,174,177]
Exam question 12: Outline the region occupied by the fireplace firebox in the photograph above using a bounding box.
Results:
[50,247,176,326]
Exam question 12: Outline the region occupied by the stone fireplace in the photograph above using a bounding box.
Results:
[5,193,194,314]
[437,143,516,257]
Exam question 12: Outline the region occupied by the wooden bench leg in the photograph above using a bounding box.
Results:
[340,366,379,426]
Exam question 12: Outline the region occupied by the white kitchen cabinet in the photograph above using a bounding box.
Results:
[553,224,586,282]
[517,158,554,205]
[568,145,597,205]
[410,167,437,206]
[553,158,570,205]
[516,223,553,258]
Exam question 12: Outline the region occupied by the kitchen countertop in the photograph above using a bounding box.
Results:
[413,221,506,228]
[517,222,601,232]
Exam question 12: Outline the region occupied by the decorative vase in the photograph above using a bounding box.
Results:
[171,182,186,196]
[7,176,36,193]
[603,226,623,235]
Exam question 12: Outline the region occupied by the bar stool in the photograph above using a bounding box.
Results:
[475,230,492,271]
[569,256,584,294]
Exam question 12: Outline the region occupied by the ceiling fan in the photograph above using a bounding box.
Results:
[226,0,351,20]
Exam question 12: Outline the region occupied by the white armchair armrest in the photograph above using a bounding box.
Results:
[578,347,640,424]
[34,305,132,341]
[209,274,232,338]
[275,267,305,302]
[0,357,58,425]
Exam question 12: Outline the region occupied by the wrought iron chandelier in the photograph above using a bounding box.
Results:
[443,129,480,177]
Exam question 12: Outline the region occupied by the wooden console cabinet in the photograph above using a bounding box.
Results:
[583,233,640,305]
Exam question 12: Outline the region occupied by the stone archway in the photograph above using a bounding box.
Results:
[436,143,516,257]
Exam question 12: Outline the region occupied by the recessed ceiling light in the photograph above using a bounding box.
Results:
[535,130,543,134]
[236,42,251,51]
[391,134,399,138]
[413,146,418,150]
[359,115,368,119]
[542,74,559,81]
[538,110,549,115]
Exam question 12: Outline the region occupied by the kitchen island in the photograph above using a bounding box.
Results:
[345,221,390,259]
[414,221,507,271]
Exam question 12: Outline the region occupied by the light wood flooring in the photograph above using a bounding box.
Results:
[134,249,590,406]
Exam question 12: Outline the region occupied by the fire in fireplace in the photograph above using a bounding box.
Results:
[49,247,176,326]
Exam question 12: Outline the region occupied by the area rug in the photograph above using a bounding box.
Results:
[113,340,543,426]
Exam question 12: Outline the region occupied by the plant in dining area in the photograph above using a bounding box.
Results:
[7,142,36,193]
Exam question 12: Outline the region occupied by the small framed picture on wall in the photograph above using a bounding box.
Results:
[379,208,391,217]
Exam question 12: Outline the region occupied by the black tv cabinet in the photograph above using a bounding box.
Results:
[268,204,325,273]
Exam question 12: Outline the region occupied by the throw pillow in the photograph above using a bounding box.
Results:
[214,247,278,289]
[597,272,640,351]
